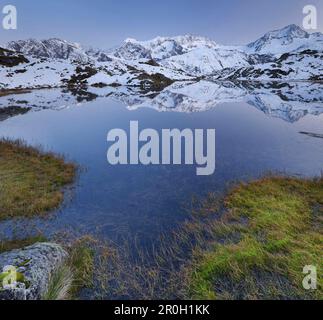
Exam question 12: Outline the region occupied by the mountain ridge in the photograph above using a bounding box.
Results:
[0,25,322,91]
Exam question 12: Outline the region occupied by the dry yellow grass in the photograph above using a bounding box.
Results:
[0,139,76,220]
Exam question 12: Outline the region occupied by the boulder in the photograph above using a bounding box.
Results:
[0,243,68,300]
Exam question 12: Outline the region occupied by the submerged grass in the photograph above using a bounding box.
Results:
[0,139,76,220]
[188,176,323,300]
[70,176,321,300]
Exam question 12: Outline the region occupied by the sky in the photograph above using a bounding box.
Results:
[0,0,322,48]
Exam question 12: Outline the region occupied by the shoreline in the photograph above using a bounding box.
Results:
[1,78,322,98]
[0,140,321,300]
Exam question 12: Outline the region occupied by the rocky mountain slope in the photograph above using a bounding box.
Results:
[246,24,323,55]
[214,49,323,81]
[6,38,91,62]
[0,25,322,91]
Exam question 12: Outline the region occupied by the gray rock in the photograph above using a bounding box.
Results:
[0,243,68,300]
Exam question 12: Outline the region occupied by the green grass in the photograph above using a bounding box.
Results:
[0,139,76,220]
[188,176,323,300]
[43,237,95,300]
[43,264,74,300]
[68,237,95,297]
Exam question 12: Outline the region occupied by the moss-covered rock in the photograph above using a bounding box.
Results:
[0,243,68,300]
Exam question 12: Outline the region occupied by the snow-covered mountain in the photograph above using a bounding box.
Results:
[5,38,91,63]
[247,24,307,54]
[112,35,218,61]
[0,25,322,91]
[112,36,254,76]
[214,49,323,81]
[161,47,252,76]
[112,40,152,60]
[246,24,323,55]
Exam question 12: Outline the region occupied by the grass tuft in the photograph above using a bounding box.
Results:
[0,139,76,220]
[42,265,74,300]
[42,237,95,300]
[68,237,95,297]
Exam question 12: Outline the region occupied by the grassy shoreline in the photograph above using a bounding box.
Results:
[0,139,76,220]
[187,175,323,300]
[0,139,95,300]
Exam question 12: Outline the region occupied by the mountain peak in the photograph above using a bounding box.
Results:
[117,34,218,60]
[124,38,138,44]
[268,24,308,38]
[5,38,89,62]
[247,24,309,54]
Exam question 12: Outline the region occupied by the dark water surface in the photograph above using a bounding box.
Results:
[0,83,322,246]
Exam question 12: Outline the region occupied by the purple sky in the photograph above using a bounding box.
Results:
[1,0,322,48]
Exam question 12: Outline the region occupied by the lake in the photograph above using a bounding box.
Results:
[0,81,322,248]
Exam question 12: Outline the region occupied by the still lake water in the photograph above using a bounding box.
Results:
[0,82,322,246]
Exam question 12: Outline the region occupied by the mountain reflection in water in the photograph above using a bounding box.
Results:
[1,81,322,123]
